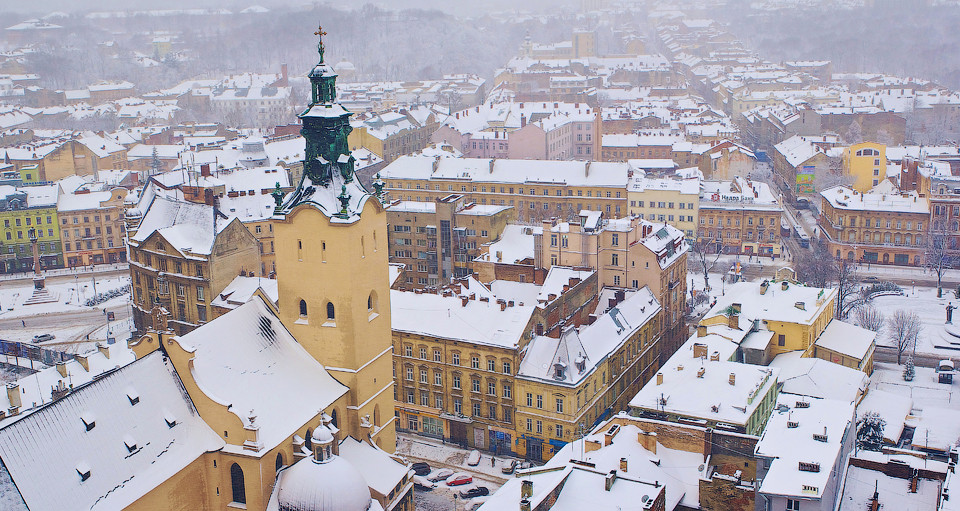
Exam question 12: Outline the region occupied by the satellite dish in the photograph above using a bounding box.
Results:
[698,464,705,472]
[641,495,650,503]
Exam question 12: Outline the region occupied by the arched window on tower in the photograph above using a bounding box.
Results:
[331,409,339,429]
[299,299,308,318]
[305,428,313,450]
[230,463,246,504]
[275,452,285,476]
[326,302,335,321]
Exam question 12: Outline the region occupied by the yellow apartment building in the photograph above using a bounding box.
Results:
[515,287,662,461]
[0,184,62,272]
[819,185,929,266]
[57,186,128,266]
[380,155,630,224]
[842,142,887,192]
[698,177,784,258]
[627,175,700,238]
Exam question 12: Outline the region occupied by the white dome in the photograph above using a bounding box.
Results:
[311,425,334,445]
[334,59,356,71]
[276,455,371,511]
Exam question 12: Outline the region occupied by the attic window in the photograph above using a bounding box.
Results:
[164,412,178,428]
[81,411,96,431]
[126,389,140,406]
[76,463,91,482]
[123,435,138,453]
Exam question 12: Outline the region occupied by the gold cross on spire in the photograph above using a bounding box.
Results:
[314,26,327,38]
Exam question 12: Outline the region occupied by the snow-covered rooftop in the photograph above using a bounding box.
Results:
[769,351,867,404]
[0,351,224,511]
[756,394,854,500]
[820,185,929,214]
[170,298,348,452]
[705,280,836,327]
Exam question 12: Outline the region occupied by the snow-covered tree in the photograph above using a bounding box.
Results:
[856,412,886,452]
[903,355,916,381]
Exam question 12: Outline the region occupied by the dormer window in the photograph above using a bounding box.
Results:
[81,411,96,432]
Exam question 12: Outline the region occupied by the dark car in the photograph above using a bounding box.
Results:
[411,462,431,476]
[459,487,490,499]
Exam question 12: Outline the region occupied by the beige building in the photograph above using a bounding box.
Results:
[536,212,688,348]
[385,194,513,287]
[57,185,128,267]
[819,185,928,266]
[380,156,630,224]
[127,190,261,336]
[627,176,700,238]
[698,177,784,258]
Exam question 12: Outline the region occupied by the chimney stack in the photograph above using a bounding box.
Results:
[521,480,533,500]
[6,383,21,409]
[656,372,663,385]
[604,470,617,491]
[728,373,736,386]
[696,325,707,338]
[619,457,628,472]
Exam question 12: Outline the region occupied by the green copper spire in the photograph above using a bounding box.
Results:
[298,24,354,187]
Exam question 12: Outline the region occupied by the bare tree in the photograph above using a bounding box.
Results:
[926,224,952,298]
[855,304,885,332]
[887,309,922,364]
[834,254,860,319]
[690,238,722,292]
[796,241,858,318]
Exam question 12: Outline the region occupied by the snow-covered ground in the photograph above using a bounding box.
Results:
[866,286,960,358]
[0,276,133,354]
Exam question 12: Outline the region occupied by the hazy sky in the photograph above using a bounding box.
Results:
[1,0,568,16]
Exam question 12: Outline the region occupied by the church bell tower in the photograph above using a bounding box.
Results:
[272,26,396,450]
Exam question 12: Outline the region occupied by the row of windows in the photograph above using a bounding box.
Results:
[630,201,695,210]
[401,367,513,397]
[701,216,778,227]
[388,182,622,199]
[399,345,512,373]
[133,251,205,278]
[401,388,513,423]
[4,229,54,241]
[836,216,922,230]
[61,214,113,225]
[4,216,53,228]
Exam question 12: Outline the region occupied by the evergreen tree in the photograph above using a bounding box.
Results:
[903,355,916,381]
[149,147,163,177]
[856,412,886,452]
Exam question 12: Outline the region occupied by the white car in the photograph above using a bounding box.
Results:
[466,449,481,466]
[413,475,437,490]
[427,468,454,482]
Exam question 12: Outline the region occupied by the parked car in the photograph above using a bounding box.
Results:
[520,461,532,470]
[862,276,881,284]
[32,333,54,343]
[411,462,431,476]
[413,475,437,491]
[501,459,518,474]
[446,473,473,486]
[466,449,481,466]
[459,486,490,499]
[427,468,454,482]
[466,497,489,510]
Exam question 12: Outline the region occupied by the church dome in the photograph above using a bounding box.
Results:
[334,58,356,72]
[311,425,334,445]
[276,455,371,511]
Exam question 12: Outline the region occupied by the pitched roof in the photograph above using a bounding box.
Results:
[0,352,223,511]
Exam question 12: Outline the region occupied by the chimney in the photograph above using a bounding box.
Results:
[489,159,495,174]
[731,303,742,314]
[461,296,469,307]
[696,325,707,338]
[77,354,90,372]
[638,430,658,454]
[200,163,211,177]
[604,470,617,491]
[728,313,739,330]
[656,372,663,385]
[710,351,720,361]
[432,155,440,173]
[760,280,769,295]
[620,457,628,472]
[521,480,533,500]
[520,500,531,511]
[781,281,789,291]
[280,63,288,86]
[97,344,110,359]
[521,115,527,128]
[693,343,708,358]
[500,301,507,311]
[6,383,21,408]
[728,373,736,386]
[56,361,67,378]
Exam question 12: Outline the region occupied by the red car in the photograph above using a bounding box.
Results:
[446,473,473,486]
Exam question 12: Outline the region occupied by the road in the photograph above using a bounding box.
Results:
[874,345,955,368]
